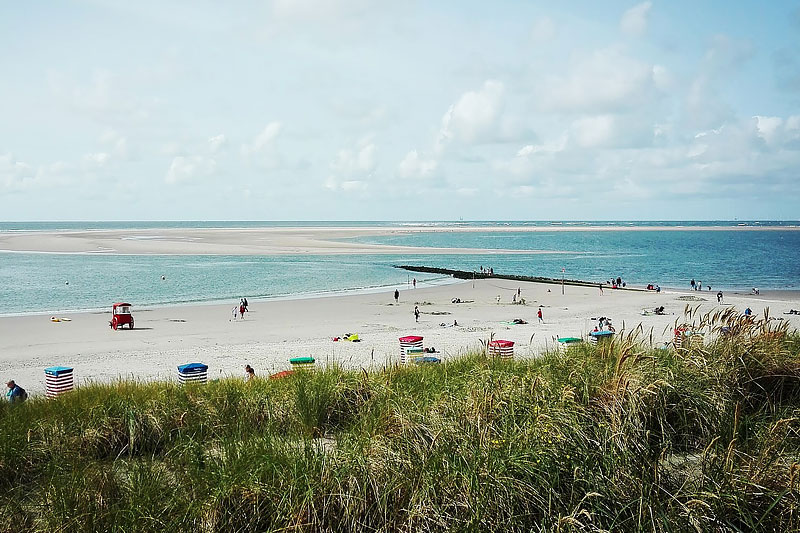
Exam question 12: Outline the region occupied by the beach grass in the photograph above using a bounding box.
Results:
[1,309,799,532]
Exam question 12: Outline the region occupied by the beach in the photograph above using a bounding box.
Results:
[3,277,799,395]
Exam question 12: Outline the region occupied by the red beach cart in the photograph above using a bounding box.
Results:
[110,302,134,330]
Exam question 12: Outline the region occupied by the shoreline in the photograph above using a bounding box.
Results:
[3,278,799,395]
[0,274,463,319]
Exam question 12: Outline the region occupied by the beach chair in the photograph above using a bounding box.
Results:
[399,336,424,364]
[45,366,74,398]
[488,340,514,359]
[178,363,208,385]
[589,330,614,344]
[290,357,316,371]
[557,337,583,351]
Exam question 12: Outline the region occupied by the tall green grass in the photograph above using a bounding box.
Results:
[1,308,799,531]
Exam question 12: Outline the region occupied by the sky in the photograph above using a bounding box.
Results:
[1,0,800,221]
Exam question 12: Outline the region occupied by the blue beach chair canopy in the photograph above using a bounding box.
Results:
[178,362,208,374]
[44,366,73,376]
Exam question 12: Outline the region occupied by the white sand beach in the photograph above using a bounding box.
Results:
[3,278,799,395]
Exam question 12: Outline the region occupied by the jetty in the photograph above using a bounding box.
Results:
[395,265,642,291]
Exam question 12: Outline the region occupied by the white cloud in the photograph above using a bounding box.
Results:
[620,2,652,37]
[241,122,284,169]
[531,16,556,43]
[208,134,227,153]
[242,122,282,156]
[437,80,505,149]
[165,155,217,184]
[324,176,367,192]
[326,137,377,191]
[83,152,111,169]
[541,48,659,113]
[517,136,567,157]
[571,115,616,148]
[397,150,437,180]
[0,153,35,191]
[330,137,376,177]
[754,116,782,146]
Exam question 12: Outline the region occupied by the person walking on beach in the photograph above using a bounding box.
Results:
[239,301,246,319]
[394,289,399,303]
[537,308,543,324]
[691,279,696,290]
[599,284,604,295]
[413,278,416,288]
[717,291,723,304]
[231,306,238,321]
[5,380,27,403]
[414,305,420,322]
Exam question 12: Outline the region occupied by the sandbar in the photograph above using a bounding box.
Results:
[0,224,797,255]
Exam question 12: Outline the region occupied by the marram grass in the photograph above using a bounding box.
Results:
[1,309,799,532]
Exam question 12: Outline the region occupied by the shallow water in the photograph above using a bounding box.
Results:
[1,221,798,315]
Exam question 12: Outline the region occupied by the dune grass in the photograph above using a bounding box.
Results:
[1,307,799,532]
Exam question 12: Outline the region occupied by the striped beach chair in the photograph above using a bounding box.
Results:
[177,363,208,385]
[290,357,316,371]
[399,335,424,364]
[488,340,514,359]
[45,366,74,398]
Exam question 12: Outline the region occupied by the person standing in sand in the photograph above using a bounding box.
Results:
[414,305,420,322]
[717,291,723,304]
[394,289,399,303]
[413,278,416,288]
[537,308,543,324]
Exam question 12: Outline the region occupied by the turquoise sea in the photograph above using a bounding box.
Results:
[1,221,799,316]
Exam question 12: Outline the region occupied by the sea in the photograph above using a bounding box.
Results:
[1,221,799,316]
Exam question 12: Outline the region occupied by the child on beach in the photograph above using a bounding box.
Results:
[537,308,543,323]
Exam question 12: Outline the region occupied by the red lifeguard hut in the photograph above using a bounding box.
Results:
[110,302,134,330]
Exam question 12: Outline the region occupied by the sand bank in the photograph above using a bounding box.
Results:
[0,225,797,255]
[2,279,798,395]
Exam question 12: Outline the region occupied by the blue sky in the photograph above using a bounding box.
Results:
[1,1,800,220]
